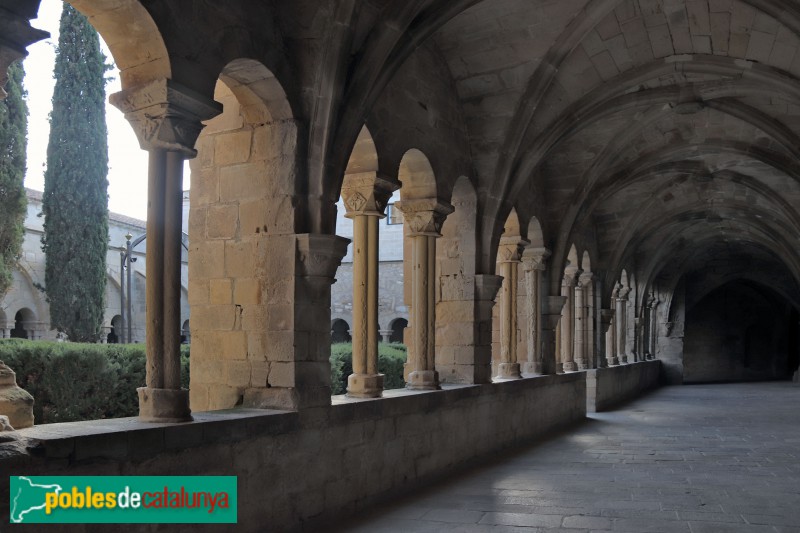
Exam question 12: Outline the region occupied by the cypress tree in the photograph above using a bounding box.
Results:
[42,4,109,342]
[0,61,28,299]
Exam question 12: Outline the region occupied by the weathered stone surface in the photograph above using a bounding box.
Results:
[0,362,33,429]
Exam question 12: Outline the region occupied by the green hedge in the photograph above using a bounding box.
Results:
[0,339,189,424]
[330,342,407,395]
[0,339,408,424]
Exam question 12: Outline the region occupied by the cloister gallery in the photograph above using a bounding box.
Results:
[2,0,800,531]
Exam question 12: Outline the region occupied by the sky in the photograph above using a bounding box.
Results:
[23,0,153,221]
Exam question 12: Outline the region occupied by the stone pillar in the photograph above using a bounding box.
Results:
[648,297,659,360]
[496,237,527,380]
[0,2,48,99]
[521,248,549,375]
[395,199,453,390]
[582,273,595,369]
[600,308,614,367]
[379,330,392,343]
[341,172,399,398]
[111,79,221,421]
[541,296,567,375]
[561,267,579,372]
[574,276,587,370]
[0,361,34,429]
[615,285,630,364]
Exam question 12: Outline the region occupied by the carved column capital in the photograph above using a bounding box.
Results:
[579,272,594,287]
[394,198,453,237]
[296,234,351,279]
[618,287,631,300]
[522,247,551,271]
[110,78,222,156]
[0,4,49,98]
[497,236,529,264]
[341,172,400,218]
[563,266,581,288]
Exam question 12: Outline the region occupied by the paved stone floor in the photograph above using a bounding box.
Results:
[330,382,800,532]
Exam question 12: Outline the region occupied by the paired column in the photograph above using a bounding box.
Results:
[614,285,630,364]
[600,309,614,367]
[582,273,596,368]
[341,172,399,398]
[521,248,549,375]
[496,237,528,380]
[541,296,567,375]
[395,199,453,390]
[561,267,579,372]
[111,79,220,421]
[647,296,659,360]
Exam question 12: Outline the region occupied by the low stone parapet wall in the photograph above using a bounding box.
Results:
[1,372,585,532]
[586,360,661,412]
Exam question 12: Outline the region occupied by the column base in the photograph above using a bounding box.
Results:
[521,361,542,376]
[556,362,564,374]
[576,358,588,370]
[496,362,521,380]
[406,370,440,390]
[563,361,577,372]
[606,356,619,366]
[346,373,384,398]
[138,387,192,423]
[620,355,628,364]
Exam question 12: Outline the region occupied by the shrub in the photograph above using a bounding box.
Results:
[0,340,190,424]
[329,342,407,395]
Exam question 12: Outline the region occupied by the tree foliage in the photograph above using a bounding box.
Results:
[42,4,109,342]
[0,61,28,299]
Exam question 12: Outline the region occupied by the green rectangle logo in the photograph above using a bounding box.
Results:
[9,476,237,524]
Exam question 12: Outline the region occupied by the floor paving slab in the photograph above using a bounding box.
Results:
[329,383,800,532]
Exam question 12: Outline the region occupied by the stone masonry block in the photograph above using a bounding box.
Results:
[225,240,256,278]
[206,204,239,239]
[226,360,253,388]
[209,278,233,305]
[214,130,252,166]
[234,278,261,305]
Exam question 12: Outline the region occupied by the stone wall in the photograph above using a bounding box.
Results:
[586,360,661,412]
[1,373,585,532]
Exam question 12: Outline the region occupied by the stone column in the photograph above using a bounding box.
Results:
[111,79,220,421]
[574,275,590,370]
[395,199,453,390]
[521,248,549,375]
[379,330,392,343]
[0,2,48,99]
[561,267,579,372]
[341,172,399,398]
[615,285,629,364]
[582,273,595,369]
[648,297,659,360]
[496,237,527,379]
[600,309,614,367]
[541,296,567,375]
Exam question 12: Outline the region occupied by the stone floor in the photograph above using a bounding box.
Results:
[329,382,800,533]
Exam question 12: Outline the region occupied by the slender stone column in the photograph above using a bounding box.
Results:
[615,285,630,364]
[648,297,659,360]
[0,2,48,99]
[111,79,220,421]
[561,267,579,372]
[341,172,399,398]
[582,273,595,369]
[395,199,453,390]
[496,238,527,379]
[599,309,614,367]
[574,280,586,370]
[521,248,549,375]
[541,296,567,375]
[473,275,504,383]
